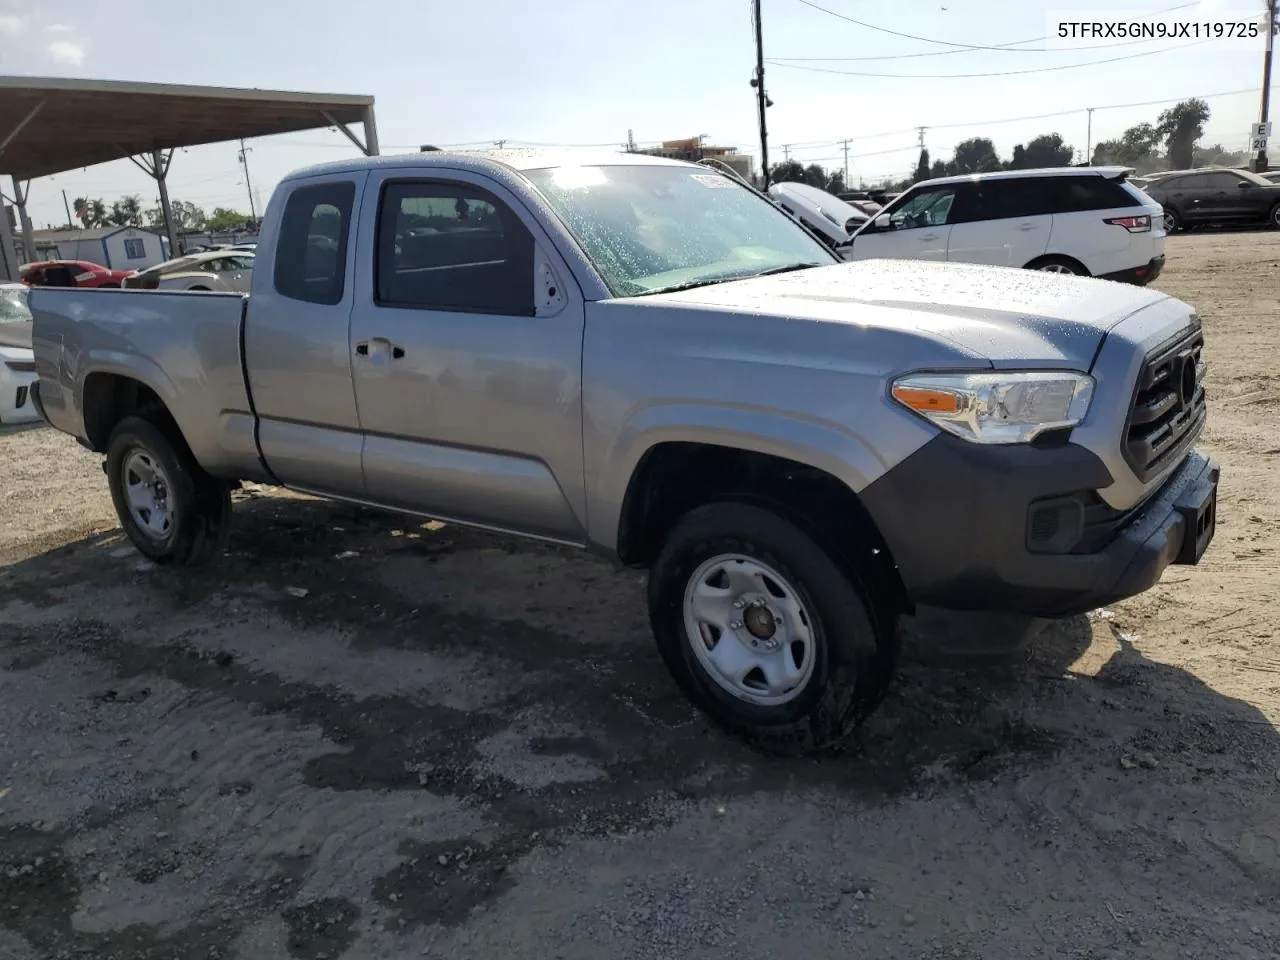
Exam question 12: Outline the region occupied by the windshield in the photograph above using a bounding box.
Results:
[0,286,31,324]
[524,164,835,296]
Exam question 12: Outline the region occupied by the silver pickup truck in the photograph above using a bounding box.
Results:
[28,150,1218,755]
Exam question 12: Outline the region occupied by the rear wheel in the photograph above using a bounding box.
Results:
[1269,203,1280,231]
[1163,208,1180,233]
[1026,255,1088,276]
[648,502,897,756]
[106,415,231,566]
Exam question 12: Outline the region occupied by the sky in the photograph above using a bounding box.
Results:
[0,0,1274,228]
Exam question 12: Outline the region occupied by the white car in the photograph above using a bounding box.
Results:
[124,250,255,293]
[768,181,869,258]
[848,166,1166,285]
[0,283,38,425]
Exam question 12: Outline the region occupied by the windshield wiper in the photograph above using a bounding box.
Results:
[749,262,824,278]
[639,262,825,297]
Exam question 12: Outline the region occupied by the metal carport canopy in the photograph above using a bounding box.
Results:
[0,76,379,262]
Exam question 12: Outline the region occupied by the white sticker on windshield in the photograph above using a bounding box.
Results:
[690,174,736,188]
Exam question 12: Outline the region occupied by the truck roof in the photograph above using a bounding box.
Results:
[283,149,694,184]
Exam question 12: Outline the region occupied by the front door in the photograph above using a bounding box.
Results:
[849,184,956,262]
[347,170,588,544]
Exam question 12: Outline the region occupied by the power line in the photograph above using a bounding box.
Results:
[767,37,1214,79]
[790,0,1198,53]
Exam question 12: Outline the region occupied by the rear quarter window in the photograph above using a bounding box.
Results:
[274,181,356,306]
[1050,176,1143,213]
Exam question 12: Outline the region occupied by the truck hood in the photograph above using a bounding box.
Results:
[642,258,1176,369]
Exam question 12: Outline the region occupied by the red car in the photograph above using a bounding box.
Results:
[19,260,136,289]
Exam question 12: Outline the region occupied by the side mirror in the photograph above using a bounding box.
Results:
[1238,180,1252,189]
[874,213,892,230]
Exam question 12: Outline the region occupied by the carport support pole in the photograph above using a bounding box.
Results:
[10,176,36,264]
[152,150,180,260]
[362,106,381,156]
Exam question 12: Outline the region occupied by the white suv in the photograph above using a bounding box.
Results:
[847,166,1166,284]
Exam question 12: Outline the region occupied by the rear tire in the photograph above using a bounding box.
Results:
[1269,203,1280,231]
[647,502,897,756]
[1163,208,1180,233]
[1025,255,1089,276]
[105,415,231,567]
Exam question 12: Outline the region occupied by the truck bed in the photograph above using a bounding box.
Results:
[28,288,266,481]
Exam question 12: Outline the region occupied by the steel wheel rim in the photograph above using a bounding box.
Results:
[1038,262,1074,274]
[122,449,175,543]
[682,553,817,707]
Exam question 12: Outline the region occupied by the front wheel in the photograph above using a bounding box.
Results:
[106,415,231,566]
[648,502,897,756]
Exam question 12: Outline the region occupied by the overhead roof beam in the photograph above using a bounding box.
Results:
[0,101,44,158]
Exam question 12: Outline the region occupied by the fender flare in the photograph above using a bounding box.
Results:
[590,401,893,549]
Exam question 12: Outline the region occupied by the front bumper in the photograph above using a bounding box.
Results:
[1101,254,1165,286]
[859,434,1218,618]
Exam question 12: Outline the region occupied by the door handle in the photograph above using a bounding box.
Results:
[1016,223,1037,231]
[920,233,940,241]
[355,338,405,360]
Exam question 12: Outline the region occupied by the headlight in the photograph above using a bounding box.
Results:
[890,371,1094,444]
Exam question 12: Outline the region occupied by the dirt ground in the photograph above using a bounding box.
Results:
[2,231,1279,960]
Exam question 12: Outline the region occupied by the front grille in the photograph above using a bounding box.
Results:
[1123,324,1206,482]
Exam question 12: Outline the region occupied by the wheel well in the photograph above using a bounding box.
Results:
[616,442,909,613]
[82,373,174,451]
[1024,253,1091,276]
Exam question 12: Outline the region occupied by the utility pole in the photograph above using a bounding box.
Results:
[842,139,850,185]
[782,144,792,161]
[752,0,771,188]
[1085,108,1095,166]
[1251,0,1276,172]
[237,139,257,223]
[61,190,73,229]
[626,129,637,152]
[494,139,507,149]
[916,126,926,151]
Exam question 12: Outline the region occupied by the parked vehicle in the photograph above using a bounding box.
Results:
[848,166,1166,284]
[19,260,136,289]
[1261,171,1280,185]
[27,151,1218,755]
[768,181,869,257]
[1141,167,1280,232]
[0,283,37,425]
[124,250,255,293]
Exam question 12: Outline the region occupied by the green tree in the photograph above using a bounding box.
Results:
[802,164,828,188]
[144,200,206,231]
[770,160,807,183]
[72,197,108,228]
[106,195,143,227]
[1092,123,1161,169]
[1192,143,1248,167]
[1155,98,1210,170]
[1022,134,1075,168]
[205,207,254,232]
[948,138,1002,175]
[913,148,931,182]
[826,171,847,195]
[929,159,947,178]
[1007,145,1028,170]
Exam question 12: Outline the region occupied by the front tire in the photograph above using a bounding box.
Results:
[105,415,231,567]
[648,502,896,756]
